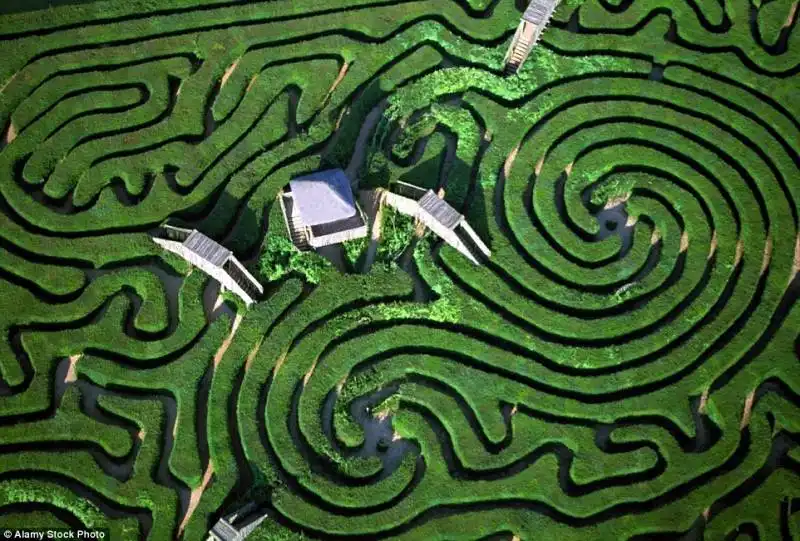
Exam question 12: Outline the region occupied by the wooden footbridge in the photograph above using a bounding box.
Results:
[504,0,561,74]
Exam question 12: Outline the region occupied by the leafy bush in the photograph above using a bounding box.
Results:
[360,151,392,190]
[260,234,333,284]
[392,112,437,158]
[376,206,415,263]
[343,237,369,268]
[250,518,308,541]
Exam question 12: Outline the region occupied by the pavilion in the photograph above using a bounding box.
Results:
[279,169,368,250]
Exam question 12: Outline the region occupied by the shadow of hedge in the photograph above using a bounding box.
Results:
[0,0,103,15]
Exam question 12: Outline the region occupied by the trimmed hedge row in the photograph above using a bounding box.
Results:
[251,268,413,498]
[1,0,797,539]
[181,279,303,541]
[77,313,231,487]
[0,478,139,537]
[273,381,789,537]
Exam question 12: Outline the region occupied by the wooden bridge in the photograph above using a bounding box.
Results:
[504,0,561,74]
[152,225,263,306]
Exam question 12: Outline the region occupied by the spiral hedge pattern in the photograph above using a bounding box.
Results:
[0,0,799,539]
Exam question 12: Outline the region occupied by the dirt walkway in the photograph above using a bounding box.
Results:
[740,390,755,430]
[213,313,243,368]
[785,1,798,29]
[708,230,717,260]
[650,228,661,245]
[761,235,772,276]
[272,349,288,376]
[246,74,259,92]
[698,388,709,414]
[0,72,17,94]
[221,58,241,87]
[734,238,745,266]
[244,337,264,372]
[5,122,16,145]
[504,143,521,179]
[177,460,215,537]
[326,61,349,99]
[64,354,82,383]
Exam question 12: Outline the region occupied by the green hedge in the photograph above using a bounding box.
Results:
[1,0,797,538]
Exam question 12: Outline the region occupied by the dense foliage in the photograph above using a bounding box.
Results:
[260,234,332,284]
[377,205,416,263]
[0,0,797,539]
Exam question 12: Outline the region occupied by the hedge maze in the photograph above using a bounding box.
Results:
[1,0,799,539]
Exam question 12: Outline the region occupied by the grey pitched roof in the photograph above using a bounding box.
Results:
[184,230,231,266]
[419,190,462,229]
[210,519,240,541]
[289,169,358,227]
[523,0,558,24]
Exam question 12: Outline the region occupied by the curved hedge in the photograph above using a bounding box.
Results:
[0,0,797,539]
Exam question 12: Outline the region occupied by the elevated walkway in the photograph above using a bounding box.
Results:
[152,225,263,306]
[383,182,491,264]
[504,0,561,74]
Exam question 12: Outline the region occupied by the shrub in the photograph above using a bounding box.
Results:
[343,237,369,268]
[260,234,333,285]
[376,206,415,263]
